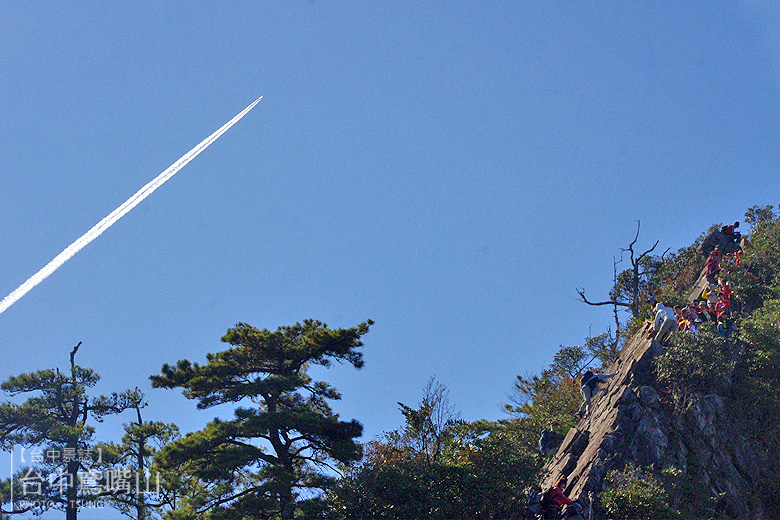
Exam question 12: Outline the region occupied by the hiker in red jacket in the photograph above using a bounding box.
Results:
[542,477,573,519]
[714,293,730,320]
[706,251,721,285]
[722,221,741,245]
[721,281,733,303]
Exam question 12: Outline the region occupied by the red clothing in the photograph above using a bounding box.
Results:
[715,300,730,319]
[722,285,733,303]
[548,486,573,507]
[706,256,720,275]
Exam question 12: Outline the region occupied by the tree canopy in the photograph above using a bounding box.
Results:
[150,319,372,520]
[0,343,138,520]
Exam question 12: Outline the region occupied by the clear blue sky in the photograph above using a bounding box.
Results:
[1,2,779,515]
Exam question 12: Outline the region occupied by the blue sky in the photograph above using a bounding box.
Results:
[1,2,780,516]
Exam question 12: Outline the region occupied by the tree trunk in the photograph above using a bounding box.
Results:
[137,444,147,520]
[66,459,78,520]
[279,475,294,520]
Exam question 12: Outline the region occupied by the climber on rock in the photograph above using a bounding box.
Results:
[648,300,677,344]
[701,283,720,307]
[576,369,616,418]
[539,422,564,457]
[706,250,721,285]
[642,296,658,334]
[541,477,573,519]
[721,221,741,245]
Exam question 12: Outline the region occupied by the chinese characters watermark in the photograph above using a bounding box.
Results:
[11,447,162,511]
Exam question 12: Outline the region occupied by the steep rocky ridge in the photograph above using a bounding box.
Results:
[540,270,774,519]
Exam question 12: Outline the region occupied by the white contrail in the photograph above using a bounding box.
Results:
[0,97,262,316]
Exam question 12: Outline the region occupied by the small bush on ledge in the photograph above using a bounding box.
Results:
[599,464,680,520]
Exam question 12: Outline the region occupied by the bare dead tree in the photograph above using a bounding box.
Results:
[610,255,621,347]
[576,221,659,318]
[70,341,82,369]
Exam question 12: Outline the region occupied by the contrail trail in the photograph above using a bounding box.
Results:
[0,97,262,316]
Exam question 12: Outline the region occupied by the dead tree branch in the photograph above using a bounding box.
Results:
[577,220,660,318]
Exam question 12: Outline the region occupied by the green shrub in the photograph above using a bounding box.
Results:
[599,465,680,520]
[654,330,734,410]
[742,208,780,287]
[652,234,709,299]
[732,299,780,446]
[654,290,688,310]
[329,423,536,520]
[624,305,652,342]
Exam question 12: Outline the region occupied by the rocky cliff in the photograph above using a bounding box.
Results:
[540,271,774,519]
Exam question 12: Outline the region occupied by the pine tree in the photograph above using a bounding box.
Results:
[0,343,138,520]
[98,390,179,520]
[150,319,372,520]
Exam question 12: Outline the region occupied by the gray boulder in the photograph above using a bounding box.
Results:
[700,229,741,256]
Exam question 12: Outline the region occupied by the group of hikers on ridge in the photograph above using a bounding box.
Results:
[529,220,747,519]
[645,221,745,344]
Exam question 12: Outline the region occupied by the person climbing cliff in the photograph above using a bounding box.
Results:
[721,221,741,245]
[576,369,616,418]
[706,250,721,284]
[647,300,677,344]
[541,477,573,519]
[539,422,565,456]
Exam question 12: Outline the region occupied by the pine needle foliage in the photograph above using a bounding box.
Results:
[150,319,372,520]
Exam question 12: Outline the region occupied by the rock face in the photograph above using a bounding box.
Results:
[700,229,741,256]
[540,276,772,518]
